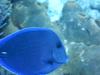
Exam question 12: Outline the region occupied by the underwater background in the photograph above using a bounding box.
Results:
[0,0,100,75]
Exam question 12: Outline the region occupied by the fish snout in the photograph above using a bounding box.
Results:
[53,43,68,64]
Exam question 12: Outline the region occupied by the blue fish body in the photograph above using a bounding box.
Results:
[0,27,68,75]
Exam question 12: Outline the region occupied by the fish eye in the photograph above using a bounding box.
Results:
[47,60,54,65]
[56,43,62,48]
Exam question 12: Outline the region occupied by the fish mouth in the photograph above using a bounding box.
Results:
[39,48,68,74]
[52,48,68,64]
[39,60,61,74]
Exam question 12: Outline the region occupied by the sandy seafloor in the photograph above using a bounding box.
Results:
[0,0,100,75]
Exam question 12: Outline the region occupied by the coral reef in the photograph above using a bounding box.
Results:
[11,0,51,28]
[0,0,11,38]
[49,0,100,75]
[59,0,100,45]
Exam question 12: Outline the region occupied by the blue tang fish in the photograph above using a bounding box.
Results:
[0,27,68,75]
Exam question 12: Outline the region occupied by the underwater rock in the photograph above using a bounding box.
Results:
[60,0,83,23]
[59,0,100,45]
[65,43,100,75]
[59,0,91,45]
[0,0,18,39]
[90,3,100,12]
[2,18,19,37]
[0,1,11,38]
[9,0,21,4]
[23,2,51,28]
[11,1,52,29]
[95,19,100,27]
[11,2,28,29]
